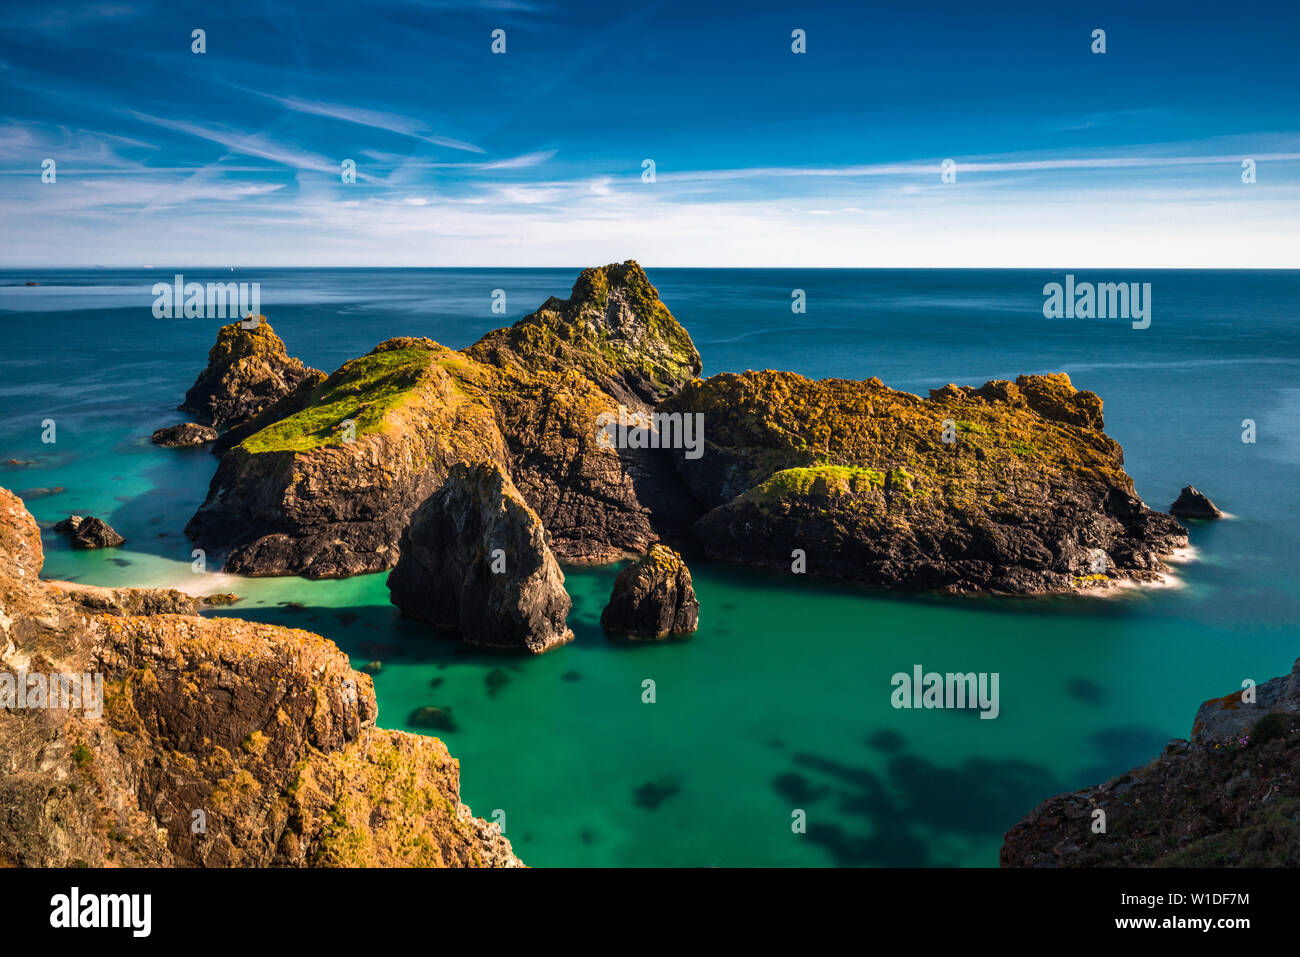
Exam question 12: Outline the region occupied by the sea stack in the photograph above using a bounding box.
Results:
[601,544,700,639]
[180,318,318,428]
[665,370,1190,594]
[1169,485,1223,520]
[387,462,574,654]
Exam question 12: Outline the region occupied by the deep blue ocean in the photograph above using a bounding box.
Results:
[1,267,1296,866]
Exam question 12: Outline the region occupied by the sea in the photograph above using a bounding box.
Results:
[1,267,1296,867]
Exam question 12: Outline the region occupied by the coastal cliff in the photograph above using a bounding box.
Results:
[1001,660,1300,867]
[0,487,521,867]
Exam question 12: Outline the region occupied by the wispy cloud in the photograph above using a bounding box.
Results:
[242,90,485,153]
[127,112,342,175]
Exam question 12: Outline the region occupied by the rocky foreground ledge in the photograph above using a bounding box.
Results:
[0,487,520,867]
[1001,660,1300,867]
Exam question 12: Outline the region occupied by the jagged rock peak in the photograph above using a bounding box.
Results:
[180,318,319,429]
[469,260,702,406]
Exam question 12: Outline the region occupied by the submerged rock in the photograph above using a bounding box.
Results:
[53,515,125,549]
[151,422,218,447]
[0,486,520,868]
[409,706,457,732]
[387,462,574,653]
[16,486,64,499]
[601,544,700,639]
[180,318,319,429]
[1002,658,1300,867]
[1169,484,1223,520]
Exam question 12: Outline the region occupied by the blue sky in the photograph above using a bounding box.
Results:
[1,0,1297,266]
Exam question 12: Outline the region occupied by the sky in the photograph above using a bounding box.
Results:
[0,0,1297,267]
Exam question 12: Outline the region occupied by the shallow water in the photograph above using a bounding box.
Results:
[2,267,1297,866]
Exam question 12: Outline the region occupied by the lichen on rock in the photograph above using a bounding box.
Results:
[664,368,1186,594]
[0,487,520,868]
[185,263,702,578]
[180,318,319,429]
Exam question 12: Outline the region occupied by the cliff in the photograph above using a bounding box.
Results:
[0,487,521,867]
[1001,660,1300,867]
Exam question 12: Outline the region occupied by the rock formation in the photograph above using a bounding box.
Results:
[186,262,703,577]
[152,422,218,447]
[182,262,1190,599]
[53,515,125,549]
[0,487,520,867]
[387,462,573,653]
[1001,659,1300,867]
[1169,484,1223,520]
[180,318,319,429]
[600,544,700,639]
[665,371,1188,594]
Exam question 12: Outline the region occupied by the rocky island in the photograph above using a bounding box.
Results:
[0,488,520,867]
[178,261,1193,651]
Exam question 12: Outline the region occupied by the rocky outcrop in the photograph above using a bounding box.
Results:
[180,318,319,429]
[1001,659,1300,867]
[182,262,1188,600]
[387,463,573,653]
[467,260,702,407]
[152,422,218,447]
[53,515,125,549]
[665,370,1188,594]
[1169,485,1223,520]
[0,488,520,868]
[600,545,700,639]
[186,263,702,577]
[187,338,510,578]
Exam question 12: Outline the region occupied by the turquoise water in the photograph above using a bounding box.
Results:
[2,268,1297,866]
